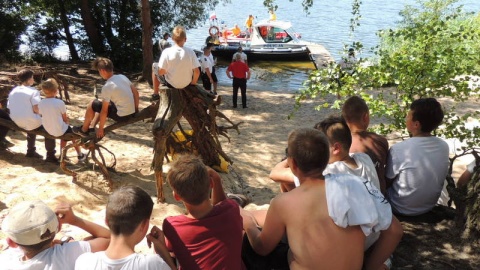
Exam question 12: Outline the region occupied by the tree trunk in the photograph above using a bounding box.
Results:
[140,0,153,84]
[57,0,79,61]
[79,0,105,55]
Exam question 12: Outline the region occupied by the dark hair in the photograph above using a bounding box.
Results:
[18,236,55,253]
[17,69,34,83]
[410,98,444,133]
[287,128,329,176]
[342,96,368,123]
[163,32,170,39]
[167,154,210,205]
[314,115,352,151]
[106,185,153,236]
[92,57,113,72]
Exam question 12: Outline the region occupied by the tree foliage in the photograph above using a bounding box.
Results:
[3,0,220,70]
[0,2,30,62]
[297,0,480,149]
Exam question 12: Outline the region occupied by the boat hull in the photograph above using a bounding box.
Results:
[212,47,311,61]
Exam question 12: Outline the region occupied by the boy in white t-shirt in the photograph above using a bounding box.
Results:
[7,69,56,160]
[0,200,110,270]
[38,79,85,163]
[73,57,139,139]
[75,185,176,270]
[386,98,449,216]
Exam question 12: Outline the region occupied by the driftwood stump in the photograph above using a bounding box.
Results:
[152,85,240,202]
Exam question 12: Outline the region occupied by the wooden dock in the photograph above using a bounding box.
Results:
[307,43,334,69]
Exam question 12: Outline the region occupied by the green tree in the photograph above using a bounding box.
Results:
[5,0,220,70]
[0,2,29,62]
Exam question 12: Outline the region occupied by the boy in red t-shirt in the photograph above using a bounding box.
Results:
[162,154,246,269]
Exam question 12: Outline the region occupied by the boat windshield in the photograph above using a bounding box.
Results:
[258,26,293,43]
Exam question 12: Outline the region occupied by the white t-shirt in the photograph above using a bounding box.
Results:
[324,153,381,191]
[101,75,135,117]
[38,98,69,137]
[325,173,392,237]
[199,53,214,74]
[7,85,42,130]
[293,168,389,249]
[75,252,171,270]
[0,241,91,270]
[159,45,200,89]
[232,52,247,63]
[386,136,450,216]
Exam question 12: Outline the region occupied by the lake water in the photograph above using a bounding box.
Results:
[55,0,480,92]
[183,0,480,92]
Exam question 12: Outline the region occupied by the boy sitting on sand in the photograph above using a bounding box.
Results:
[252,128,401,270]
[162,154,245,269]
[75,185,176,269]
[38,78,85,163]
[0,200,110,269]
[386,97,449,216]
[342,96,389,194]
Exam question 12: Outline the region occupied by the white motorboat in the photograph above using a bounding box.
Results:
[207,20,331,63]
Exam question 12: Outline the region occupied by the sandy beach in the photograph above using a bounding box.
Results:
[0,72,478,268]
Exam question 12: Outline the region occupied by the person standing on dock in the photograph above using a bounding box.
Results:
[269,9,277,21]
[245,15,254,35]
[226,54,251,108]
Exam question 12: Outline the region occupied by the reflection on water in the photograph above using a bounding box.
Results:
[215,59,314,92]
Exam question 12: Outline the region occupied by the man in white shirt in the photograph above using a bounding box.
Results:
[386,98,449,216]
[232,46,248,65]
[199,44,218,94]
[7,69,56,160]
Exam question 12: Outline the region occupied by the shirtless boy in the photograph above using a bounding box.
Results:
[342,96,389,194]
[243,128,392,269]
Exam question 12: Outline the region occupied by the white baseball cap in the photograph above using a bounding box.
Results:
[2,200,59,245]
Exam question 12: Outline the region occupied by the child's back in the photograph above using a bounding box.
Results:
[163,199,243,269]
[273,176,365,270]
[8,85,42,130]
[39,97,68,137]
[164,154,245,270]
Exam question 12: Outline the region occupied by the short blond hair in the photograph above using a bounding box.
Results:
[41,79,59,95]
[171,26,187,44]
